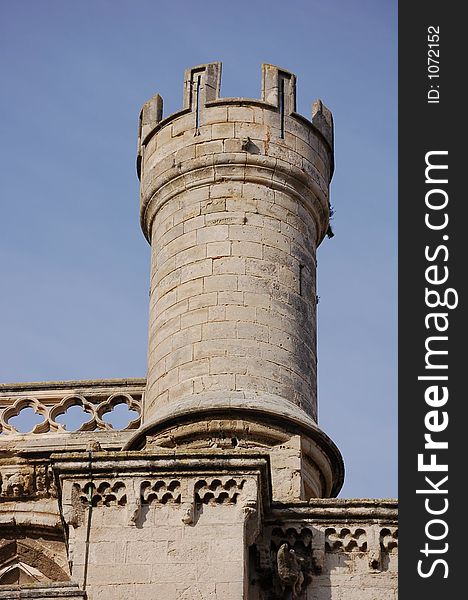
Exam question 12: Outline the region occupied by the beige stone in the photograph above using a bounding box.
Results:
[0,62,395,600]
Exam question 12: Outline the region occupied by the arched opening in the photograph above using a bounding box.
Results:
[0,540,69,585]
[0,561,46,585]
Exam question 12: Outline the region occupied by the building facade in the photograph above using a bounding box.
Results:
[0,63,397,599]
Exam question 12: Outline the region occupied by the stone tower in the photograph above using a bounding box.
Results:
[0,63,397,600]
[133,62,343,500]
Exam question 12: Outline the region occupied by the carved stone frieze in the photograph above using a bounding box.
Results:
[141,479,181,504]
[324,525,398,570]
[380,527,398,552]
[325,526,367,552]
[194,477,246,505]
[73,479,127,507]
[250,520,398,598]
[0,463,56,500]
[58,469,261,535]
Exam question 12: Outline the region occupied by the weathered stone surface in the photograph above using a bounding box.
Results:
[0,63,396,600]
[48,453,396,600]
[0,583,86,599]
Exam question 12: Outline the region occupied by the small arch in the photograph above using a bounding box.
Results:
[0,540,69,583]
[0,561,45,585]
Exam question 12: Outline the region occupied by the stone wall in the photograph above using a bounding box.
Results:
[0,383,397,599]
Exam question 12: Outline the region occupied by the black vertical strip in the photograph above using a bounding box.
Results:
[195,74,201,133]
[82,452,94,590]
[279,77,285,138]
[399,4,465,598]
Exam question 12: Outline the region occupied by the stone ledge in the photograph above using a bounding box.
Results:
[123,393,345,498]
[269,498,398,523]
[0,379,145,395]
[0,583,86,599]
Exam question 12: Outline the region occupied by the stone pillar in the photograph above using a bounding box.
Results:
[129,63,343,500]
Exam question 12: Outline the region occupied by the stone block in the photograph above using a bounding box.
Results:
[209,356,248,375]
[229,224,263,243]
[175,243,207,268]
[217,290,244,304]
[180,258,213,284]
[176,278,204,301]
[206,241,232,258]
[225,304,256,322]
[178,358,210,382]
[202,321,237,339]
[231,241,263,259]
[183,214,206,233]
[196,140,224,158]
[213,257,246,275]
[211,122,235,139]
[227,106,254,122]
[188,291,218,310]
[196,224,229,244]
[203,274,238,292]
[201,197,227,214]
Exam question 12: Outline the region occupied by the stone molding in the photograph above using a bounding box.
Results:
[53,451,270,529]
[0,583,86,599]
[123,394,345,498]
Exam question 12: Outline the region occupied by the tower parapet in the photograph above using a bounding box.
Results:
[130,63,343,499]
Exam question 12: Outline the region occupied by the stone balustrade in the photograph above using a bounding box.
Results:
[0,379,145,452]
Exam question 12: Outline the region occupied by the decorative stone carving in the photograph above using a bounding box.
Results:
[251,522,397,598]
[366,527,381,570]
[1,472,31,498]
[61,478,129,528]
[127,479,142,526]
[244,502,261,546]
[0,392,141,435]
[194,478,245,504]
[277,543,305,600]
[380,527,398,552]
[311,528,325,573]
[34,466,48,493]
[59,473,258,531]
[73,480,127,507]
[181,502,195,525]
[325,527,367,552]
[62,482,84,528]
[141,479,181,504]
[253,526,316,599]
[0,464,55,500]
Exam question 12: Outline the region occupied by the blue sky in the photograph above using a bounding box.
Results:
[0,0,397,498]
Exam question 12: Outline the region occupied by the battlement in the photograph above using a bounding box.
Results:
[137,62,333,176]
[137,63,335,249]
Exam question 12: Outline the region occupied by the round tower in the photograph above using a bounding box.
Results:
[127,63,344,499]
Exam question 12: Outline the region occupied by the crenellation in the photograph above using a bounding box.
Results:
[183,63,222,110]
[138,93,163,167]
